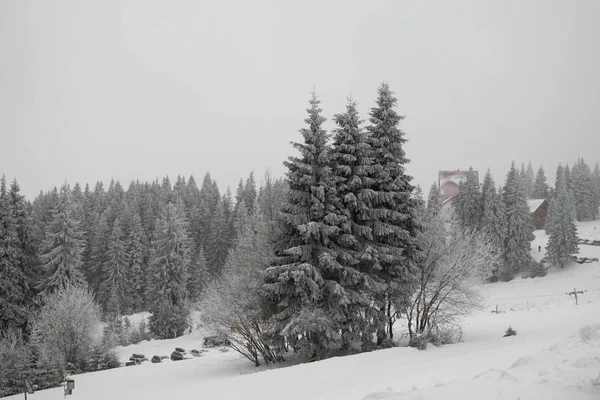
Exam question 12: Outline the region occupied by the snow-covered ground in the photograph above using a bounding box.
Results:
[10,222,600,400]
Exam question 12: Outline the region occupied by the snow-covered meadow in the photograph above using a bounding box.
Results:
[10,222,600,400]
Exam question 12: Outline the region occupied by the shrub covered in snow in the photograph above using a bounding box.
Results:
[148,302,190,339]
[504,326,517,337]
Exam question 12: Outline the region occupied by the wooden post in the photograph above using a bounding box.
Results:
[566,288,586,305]
[495,305,498,314]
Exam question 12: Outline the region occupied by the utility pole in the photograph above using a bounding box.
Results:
[566,288,586,305]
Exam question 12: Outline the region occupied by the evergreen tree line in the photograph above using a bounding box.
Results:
[0,170,286,336]
[447,158,599,281]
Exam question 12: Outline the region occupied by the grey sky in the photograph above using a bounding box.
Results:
[1,0,599,200]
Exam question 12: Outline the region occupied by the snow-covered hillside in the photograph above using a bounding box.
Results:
[11,222,600,400]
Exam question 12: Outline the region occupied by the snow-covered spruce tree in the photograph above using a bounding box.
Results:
[593,162,600,217]
[480,181,507,279]
[327,98,378,349]
[571,158,596,221]
[502,162,535,280]
[532,165,550,199]
[127,211,147,312]
[0,176,30,332]
[263,92,345,360]
[454,167,482,232]
[555,164,566,193]
[564,164,572,192]
[426,182,442,217]
[187,246,208,302]
[364,83,420,344]
[86,212,110,294]
[545,168,579,268]
[480,169,495,214]
[202,208,280,366]
[206,198,230,277]
[37,183,86,295]
[524,161,535,199]
[406,214,498,347]
[244,172,258,214]
[147,201,191,339]
[101,218,131,315]
[257,169,287,241]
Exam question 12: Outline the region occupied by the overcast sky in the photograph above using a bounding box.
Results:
[1,0,599,200]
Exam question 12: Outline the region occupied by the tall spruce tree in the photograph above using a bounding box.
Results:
[0,176,30,331]
[532,166,550,199]
[37,184,86,295]
[593,162,600,217]
[454,167,482,231]
[481,183,507,278]
[128,211,147,312]
[328,98,377,347]
[187,246,208,302]
[147,201,191,307]
[426,182,442,217]
[546,167,579,268]
[502,162,534,279]
[364,83,419,342]
[206,198,230,276]
[263,92,346,358]
[524,162,535,198]
[102,218,130,314]
[480,169,495,215]
[571,158,596,221]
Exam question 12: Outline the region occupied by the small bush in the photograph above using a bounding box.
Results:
[84,345,121,372]
[503,326,517,337]
[528,260,547,278]
[408,335,429,350]
[149,302,190,339]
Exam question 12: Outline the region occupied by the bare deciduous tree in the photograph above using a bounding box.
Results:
[201,210,280,366]
[405,214,499,345]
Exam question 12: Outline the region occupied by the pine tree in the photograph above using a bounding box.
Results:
[8,178,38,296]
[426,182,442,217]
[263,92,345,358]
[128,212,147,312]
[87,213,110,294]
[571,158,595,221]
[147,201,191,308]
[532,166,550,199]
[480,169,495,216]
[206,198,230,276]
[244,172,257,214]
[187,246,208,302]
[546,167,579,268]
[593,162,600,218]
[102,218,131,314]
[555,164,566,194]
[524,162,535,198]
[147,201,191,338]
[328,97,377,347]
[481,183,507,278]
[454,167,482,231]
[364,83,419,343]
[564,164,572,192]
[502,162,535,279]
[37,183,86,295]
[0,176,30,331]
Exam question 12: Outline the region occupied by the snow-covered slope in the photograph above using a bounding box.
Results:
[10,222,600,400]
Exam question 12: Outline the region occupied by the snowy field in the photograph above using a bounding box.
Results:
[10,222,600,400]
